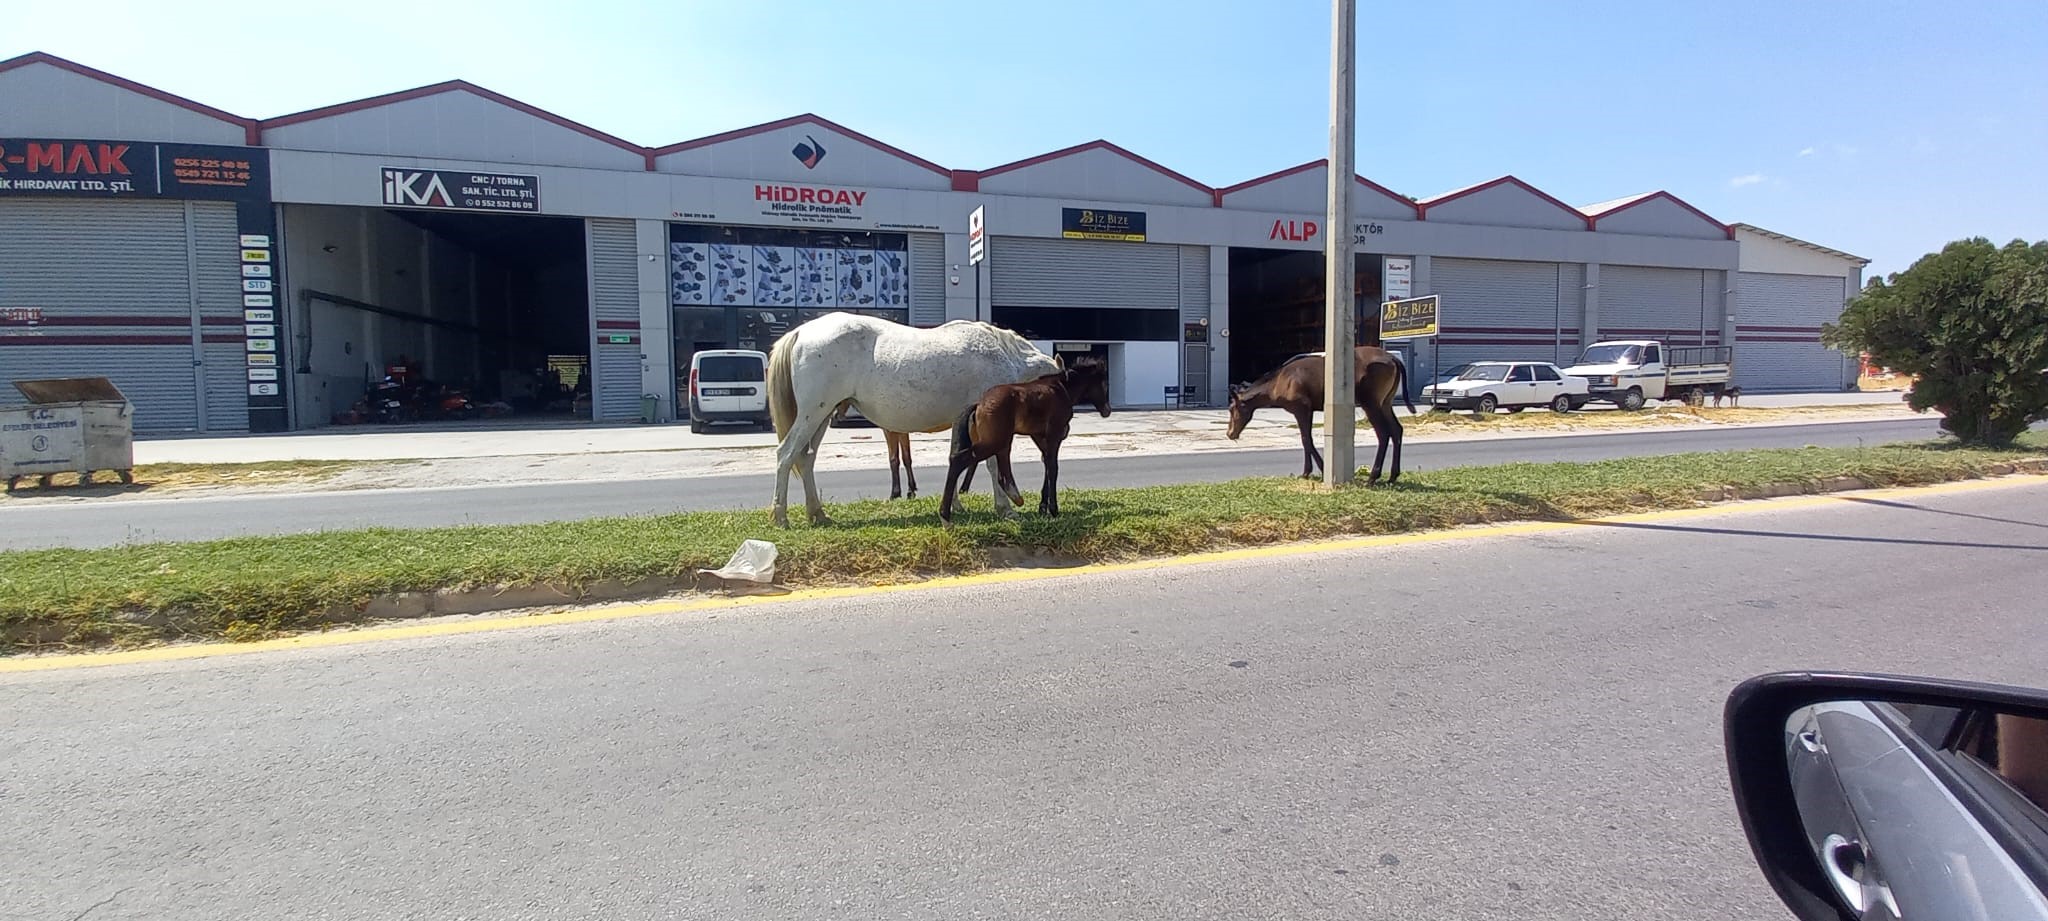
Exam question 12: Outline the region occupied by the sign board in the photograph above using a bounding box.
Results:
[604,334,634,344]
[381,167,540,213]
[1383,257,1413,301]
[1379,295,1439,341]
[0,139,269,201]
[967,205,986,265]
[1062,207,1146,242]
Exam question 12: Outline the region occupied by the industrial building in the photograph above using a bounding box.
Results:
[0,52,1869,434]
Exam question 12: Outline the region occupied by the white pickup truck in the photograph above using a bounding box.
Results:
[1562,339,1734,410]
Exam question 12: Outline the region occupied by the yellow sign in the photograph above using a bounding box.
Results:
[1380,294,1439,340]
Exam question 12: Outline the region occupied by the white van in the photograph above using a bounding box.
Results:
[686,349,770,433]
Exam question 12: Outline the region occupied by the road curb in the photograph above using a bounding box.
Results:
[239,459,2048,639]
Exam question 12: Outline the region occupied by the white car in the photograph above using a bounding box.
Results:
[1420,360,1590,414]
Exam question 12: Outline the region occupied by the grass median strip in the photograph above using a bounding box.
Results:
[1,439,2040,651]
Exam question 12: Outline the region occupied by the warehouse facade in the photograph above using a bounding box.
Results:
[0,52,1866,434]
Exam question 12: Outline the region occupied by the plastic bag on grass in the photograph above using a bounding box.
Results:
[695,539,789,595]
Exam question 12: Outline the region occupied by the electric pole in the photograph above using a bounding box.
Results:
[1323,0,1358,486]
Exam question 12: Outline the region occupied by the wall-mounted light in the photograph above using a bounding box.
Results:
[322,244,338,254]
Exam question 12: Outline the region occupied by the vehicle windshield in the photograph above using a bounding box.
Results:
[698,356,765,382]
[1454,365,1509,382]
[1578,344,1642,365]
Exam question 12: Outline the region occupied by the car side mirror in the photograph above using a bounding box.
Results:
[1726,672,2048,920]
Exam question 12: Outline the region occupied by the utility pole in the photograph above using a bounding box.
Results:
[1322,0,1358,486]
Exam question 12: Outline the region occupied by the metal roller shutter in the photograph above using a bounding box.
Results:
[1555,262,1585,360]
[1430,258,1570,370]
[0,199,204,433]
[989,237,1180,309]
[1738,271,1851,392]
[3,345,202,432]
[586,218,642,422]
[1603,265,1711,345]
[909,233,946,326]
[191,202,249,431]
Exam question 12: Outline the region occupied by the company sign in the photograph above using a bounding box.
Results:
[1383,257,1413,300]
[1380,294,1440,341]
[1267,218,1391,244]
[381,168,540,213]
[1062,208,1146,242]
[967,205,986,265]
[754,183,869,225]
[0,139,269,200]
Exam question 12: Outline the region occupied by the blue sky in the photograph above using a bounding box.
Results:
[7,0,2043,276]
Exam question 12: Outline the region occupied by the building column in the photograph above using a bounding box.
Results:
[942,231,984,323]
[635,219,675,422]
[1720,269,1738,349]
[1208,244,1229,403]
[1582,262,1601,345]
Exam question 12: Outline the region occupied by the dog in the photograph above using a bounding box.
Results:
[1712,385,1742,408]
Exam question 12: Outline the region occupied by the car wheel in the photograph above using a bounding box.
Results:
[1620,388,1646,411]
[1475,394,1498,415]
[1551,394,1573,413]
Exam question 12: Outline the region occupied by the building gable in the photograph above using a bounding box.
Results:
[0,53,250,145]
[260,82,646,171]
[1216,160,1419,220]
[651,115,951,190]
[1420,176,1590,231]
[974,141,1212,207]
[1583,191,1730,240]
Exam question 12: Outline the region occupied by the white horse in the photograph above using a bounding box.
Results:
[767,313,1060,527]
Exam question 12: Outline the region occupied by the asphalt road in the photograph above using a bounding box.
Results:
[0,419,1941,549]
[6,478,2045,920]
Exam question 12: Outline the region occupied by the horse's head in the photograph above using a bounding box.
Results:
[1064,356,1112,417]
[1225,382,1256,440]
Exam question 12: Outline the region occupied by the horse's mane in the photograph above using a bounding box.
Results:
[1243,353,1313,390]
[940,319,1051,366]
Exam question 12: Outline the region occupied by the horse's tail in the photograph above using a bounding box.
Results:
[767,329,798,440]
[949,404,977,461]
[1396,357,1416,415]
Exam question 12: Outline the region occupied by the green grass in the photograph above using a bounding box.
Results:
[2,439,2041,650]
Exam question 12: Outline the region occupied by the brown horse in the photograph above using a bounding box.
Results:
[1225,346,1415,483]
[884,430,917,499]
[941,356,1111,523]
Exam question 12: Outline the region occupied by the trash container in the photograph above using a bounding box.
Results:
[0,377,135,491]
[640,393,661,425]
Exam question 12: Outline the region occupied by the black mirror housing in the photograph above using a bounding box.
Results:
[1726,671,2048,921]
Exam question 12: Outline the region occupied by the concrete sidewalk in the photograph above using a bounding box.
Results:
[134,390,1907,465]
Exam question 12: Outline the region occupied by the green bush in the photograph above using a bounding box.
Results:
[1826,238,2048,445]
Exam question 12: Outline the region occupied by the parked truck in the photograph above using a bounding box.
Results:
[1562,339,1734,410]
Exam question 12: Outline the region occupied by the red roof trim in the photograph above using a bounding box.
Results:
[259,80,646,155]
[1213,160,1420,217]
[1418,175,1594,229]
[1583,190,1734,240]
[0,52,256,139]
[977,140,1214,195]
[649,113,950,177]
[1215,159,1324,195]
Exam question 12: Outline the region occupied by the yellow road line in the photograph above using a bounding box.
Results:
[6,474,2042,675]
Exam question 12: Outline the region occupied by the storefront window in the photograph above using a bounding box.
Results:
[736,308,798,352]
[670,225,910,313]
